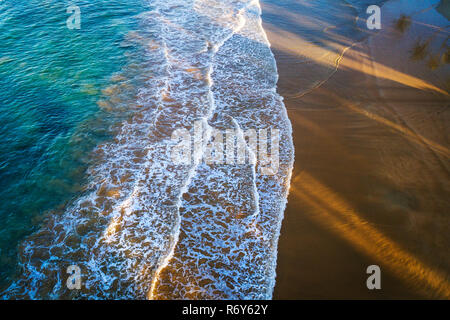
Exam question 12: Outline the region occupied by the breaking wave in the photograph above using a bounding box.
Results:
[2,0,294,299]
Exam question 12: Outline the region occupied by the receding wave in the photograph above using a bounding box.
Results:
[2,0,294,299]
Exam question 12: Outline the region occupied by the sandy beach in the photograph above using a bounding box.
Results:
[262,0,450,299]
[1,0,448,300]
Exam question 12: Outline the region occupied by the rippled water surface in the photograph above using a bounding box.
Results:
[1,0,294,299]
[0,0,152,288]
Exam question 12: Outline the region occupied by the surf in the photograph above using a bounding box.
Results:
[2,0,294,300]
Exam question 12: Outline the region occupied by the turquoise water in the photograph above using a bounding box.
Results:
[0,0,150,287]
[1,0,295,299]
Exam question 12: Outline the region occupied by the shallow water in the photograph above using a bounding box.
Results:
[0,0,153,288]
[1,0,294,299]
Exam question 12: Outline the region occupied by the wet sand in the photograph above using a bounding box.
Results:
[261,0,450,299]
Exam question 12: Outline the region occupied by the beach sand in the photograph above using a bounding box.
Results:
[261,0,450,299]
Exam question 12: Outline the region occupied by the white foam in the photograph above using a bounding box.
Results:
[2,0,294,300]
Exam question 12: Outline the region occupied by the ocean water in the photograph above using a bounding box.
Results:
[0,0,152,289]
[1,0,294,299]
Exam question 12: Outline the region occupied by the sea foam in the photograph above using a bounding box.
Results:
[2,0,294,299]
